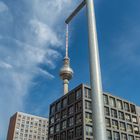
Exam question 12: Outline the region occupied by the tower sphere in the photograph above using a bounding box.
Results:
[60,57,73,81]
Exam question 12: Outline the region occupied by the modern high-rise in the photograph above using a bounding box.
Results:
[7,112,49,140]
[48,84,140,140]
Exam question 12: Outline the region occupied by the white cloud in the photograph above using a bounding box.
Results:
[0,60,13,69]
[0,0,78,139]
[38,68,55,79]
[29,19,62,47]
[0,1,8,13]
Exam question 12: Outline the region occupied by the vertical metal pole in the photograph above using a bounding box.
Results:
[86,0,107,139]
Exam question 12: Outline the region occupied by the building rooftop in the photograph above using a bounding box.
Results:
[50,83,139,107]
[13,112,48,120]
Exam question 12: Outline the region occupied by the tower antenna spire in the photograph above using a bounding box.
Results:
[65,24,69,58]
[60,24,73,95]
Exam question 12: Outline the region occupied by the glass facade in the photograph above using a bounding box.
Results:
[48,84,140,140]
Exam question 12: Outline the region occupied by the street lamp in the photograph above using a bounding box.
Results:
[65,0,107,139]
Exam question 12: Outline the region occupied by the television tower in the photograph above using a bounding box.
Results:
[60,24,73,95]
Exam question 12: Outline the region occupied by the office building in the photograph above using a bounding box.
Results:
[48,84,140,140]
[7,112,48,140]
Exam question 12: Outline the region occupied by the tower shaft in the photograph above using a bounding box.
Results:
[63,79,69,94]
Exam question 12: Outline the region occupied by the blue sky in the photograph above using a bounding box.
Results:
[0,0,140,139]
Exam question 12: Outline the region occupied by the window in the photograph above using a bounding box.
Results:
[76,113,82,124]
[61,109,67,119]
[130,104,136,114]
[104,107,110,116]
[50,105,55,115]
[86,125,93,136]
[61,120,67,130]
[55,113,60,122]
[55,123,60,132]
[128,135,134,140]
[103,95,108,105]
[121,133,127,140]
[110,97,116,107]
[85,112,92,124]
[54,134,59,140]
[107,130,112,140]
[134,126,139,134]
[132,116,137,123]
[75,126,82,137]
[117,99,123,109]
[112,120,118,129]
[49,137,53,140]
[136,137,140,140]
[113,132,120,140]
[62,98,67,108]
[29,135,32,138]
[60,132,66,140]
[50,117,54,125]
[22,116,26,119]
[124,102,129,112]
[21,124,24,127]
[75,101,82,112]
[68,106,74,115]
[125,113,131,122]
[85,88,91,99]
[18,114,21,118]
[118,111,124,120]
[85,101,92,110]
[76,89,82,100]
[67,129,74,140]
[105,118,111,127]
[68,117,74,127]
[120,122,126,131]
[68,92,75,105]
[50,126,54,135]
[56,102,61,112]
[127,124,133,133]
[111,109,117,118]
